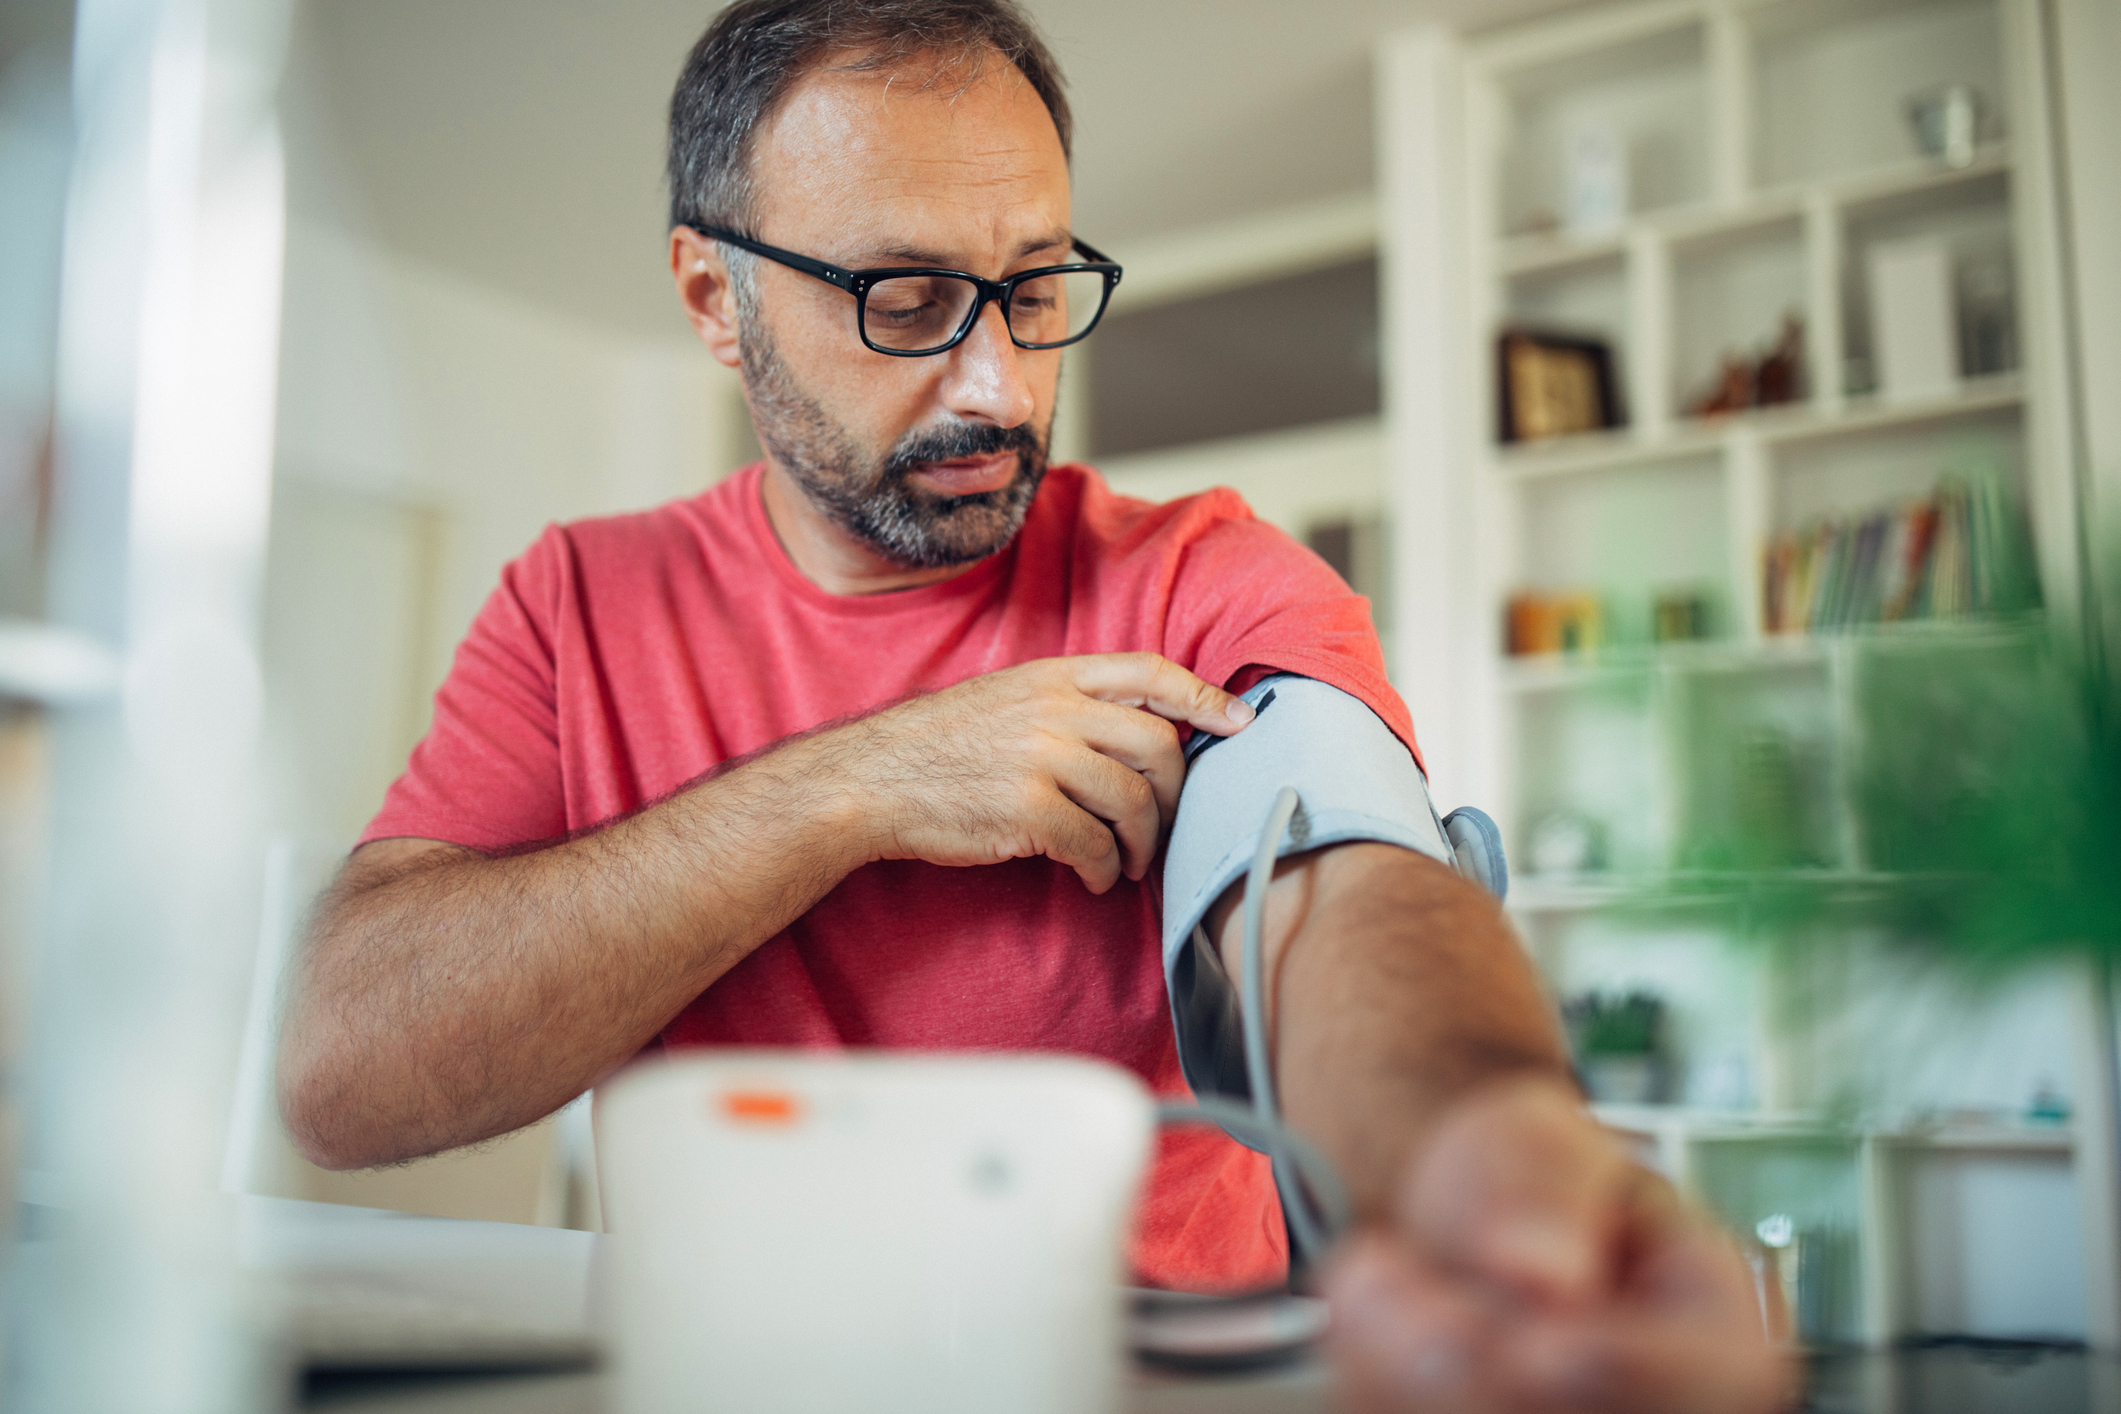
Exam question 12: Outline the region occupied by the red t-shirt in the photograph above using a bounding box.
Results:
[364,461,1415,1292]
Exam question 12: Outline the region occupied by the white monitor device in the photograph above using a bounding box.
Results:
[596,1052,1155,1414]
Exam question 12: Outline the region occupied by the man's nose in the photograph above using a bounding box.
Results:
[936,299,1036,430]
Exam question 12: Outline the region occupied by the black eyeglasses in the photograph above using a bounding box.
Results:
[692,223,1122,357]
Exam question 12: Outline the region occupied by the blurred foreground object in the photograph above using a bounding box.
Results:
[1648,622,2120,964]
[7,0,292,1407]
[597,1053,1153,1414]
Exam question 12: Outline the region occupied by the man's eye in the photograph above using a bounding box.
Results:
[873,302,936,326]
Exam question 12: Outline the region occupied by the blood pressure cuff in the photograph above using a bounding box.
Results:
[1161,674,1454,1103]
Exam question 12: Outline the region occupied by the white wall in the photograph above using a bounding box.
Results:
[271,217,747,738]
[243,215,747,1223]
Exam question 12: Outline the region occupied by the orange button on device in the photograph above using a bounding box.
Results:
[719,1089,801,1124]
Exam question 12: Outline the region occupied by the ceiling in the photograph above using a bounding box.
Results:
[287,0,1592,340]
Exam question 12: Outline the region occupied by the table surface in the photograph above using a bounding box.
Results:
[221,1196,2115,1413]
[300,1349,2116,1414]
[236,1195,1332,1412]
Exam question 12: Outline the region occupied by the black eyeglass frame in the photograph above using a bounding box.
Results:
[691,223,1123,358]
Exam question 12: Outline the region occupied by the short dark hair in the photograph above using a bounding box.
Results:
[667,0,1072,235]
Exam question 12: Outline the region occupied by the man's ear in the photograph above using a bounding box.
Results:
[671,226,743,369]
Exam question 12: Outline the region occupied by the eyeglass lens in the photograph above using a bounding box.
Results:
[862,269,1108,352]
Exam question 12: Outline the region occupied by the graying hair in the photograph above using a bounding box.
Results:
[667,0,1073,254]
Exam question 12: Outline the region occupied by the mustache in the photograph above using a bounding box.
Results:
[882,420,1043,487]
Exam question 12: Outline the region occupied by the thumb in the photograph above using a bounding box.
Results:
[1402,1075,1628,1308]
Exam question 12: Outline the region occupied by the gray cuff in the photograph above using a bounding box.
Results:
[1161,675,1452,1103]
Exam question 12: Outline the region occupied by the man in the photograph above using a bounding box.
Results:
[279,2,1788,1408]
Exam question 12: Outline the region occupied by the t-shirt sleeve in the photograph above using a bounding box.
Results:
[1164,501,1420,768]
[360,527,572,853]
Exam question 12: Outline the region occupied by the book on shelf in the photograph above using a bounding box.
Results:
[1761,476,2032,635]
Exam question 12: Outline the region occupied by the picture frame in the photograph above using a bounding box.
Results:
[1497,329,1622,443]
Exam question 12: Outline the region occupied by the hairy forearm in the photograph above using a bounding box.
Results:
[1212,844,1570,1222]
[279,733,871,1170]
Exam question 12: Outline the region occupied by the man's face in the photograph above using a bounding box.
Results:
[733,50,1072,569]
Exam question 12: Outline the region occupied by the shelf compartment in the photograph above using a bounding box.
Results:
[1695,1133,1868,1342]
[1515,671,1664,877]
[1503,257,1631,333]
[1499,254,1632,415]
[1670,215,1808,420]
[1747,0,2006,189]
[1518,454,1729,649]
[1770,399,2024,533]
[1842,167,2017,395]
[1495,20,1712,240]
[1843,626,2060,876]
[1665,653,1843,873]
[1551,914,1770,1108]
[1889,1142,2084,1340]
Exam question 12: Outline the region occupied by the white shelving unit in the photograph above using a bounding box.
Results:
[1597,1100,2080,1344]
[1381,0,2099,1348]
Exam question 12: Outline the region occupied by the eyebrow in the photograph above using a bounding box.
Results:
[852,230,1075,269]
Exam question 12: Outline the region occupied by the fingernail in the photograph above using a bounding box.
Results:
[1225,698,1255,726]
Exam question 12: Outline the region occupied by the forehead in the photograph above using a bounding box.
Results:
[749,48,1070,255]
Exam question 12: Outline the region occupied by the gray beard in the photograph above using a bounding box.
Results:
[737,321,1049,570]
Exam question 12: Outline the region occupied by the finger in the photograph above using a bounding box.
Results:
[1066,653,1255,736]
[1402,1076,1633,1308]
[1049,747,1161,882]
[1072,700,1186,826]
[1325,1238,1476,1413]
[1025,789,1124,894]
[1621,1203,1770,1331]
[1324,1235,1505,1414]
[1496,1220,1795,1414]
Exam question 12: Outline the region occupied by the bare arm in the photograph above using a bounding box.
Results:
[1210,846,1791,1412]
[279,653,1254,1171]
[279,735,871,1171]
[1204,842,1565,1218]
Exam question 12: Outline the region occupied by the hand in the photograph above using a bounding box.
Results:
[1323,1076,1796,1413]
[819,653,1255,894]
